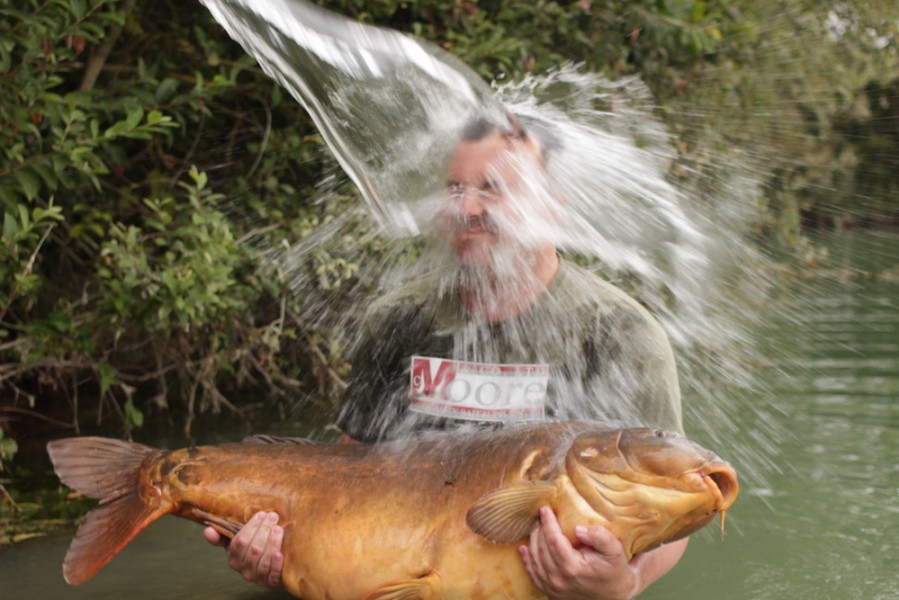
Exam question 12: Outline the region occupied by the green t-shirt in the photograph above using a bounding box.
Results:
[337,258,682,442]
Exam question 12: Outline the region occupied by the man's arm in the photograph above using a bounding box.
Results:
[519,507,689,600]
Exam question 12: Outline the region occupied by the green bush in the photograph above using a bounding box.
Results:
[0,0,354,449]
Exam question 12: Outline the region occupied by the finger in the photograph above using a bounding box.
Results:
[528,542,555,593]
[245,512,279,580]
[574,524,624,559]
[267,550,285,589]
[518,546,538,585]
[203,526,224,547]
[537,506,579,565]
[229,511,266,570]
[528,525,558,582]
[256,518,284,588]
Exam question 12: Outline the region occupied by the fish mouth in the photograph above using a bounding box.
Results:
[703,465,739,512]
[645,463,739,546]
[698,464,739,539]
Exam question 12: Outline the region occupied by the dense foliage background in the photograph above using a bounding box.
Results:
[0,0,896,479]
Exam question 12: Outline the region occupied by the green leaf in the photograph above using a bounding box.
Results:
[0,184,16,208]
[125,107,144,130]
[2,212,16,242]
[31,162,59,191]
[33,202,63,223]
[691,0,706,23]
[70,0,86,19]
[14,169,41,200]
[104,120,127,138]
[97,362,116,397]
[155,78,179,103]
[124,398,144,430]
[0,433,18,463]
[17,203,30,230]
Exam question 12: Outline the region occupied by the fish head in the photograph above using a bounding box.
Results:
[565,428,739,557]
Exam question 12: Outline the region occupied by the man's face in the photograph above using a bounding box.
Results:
[439,133,546,266]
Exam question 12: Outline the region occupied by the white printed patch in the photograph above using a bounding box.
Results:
[409,355,548,422]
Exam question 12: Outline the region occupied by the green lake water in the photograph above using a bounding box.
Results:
[646,231,899,600]
[1,231,897,599]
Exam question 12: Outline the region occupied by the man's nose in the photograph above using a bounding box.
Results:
[458,188,485,217]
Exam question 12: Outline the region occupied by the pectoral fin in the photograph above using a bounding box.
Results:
[363,576,436,600]
[191,508,244,540]
[466,481,556,544]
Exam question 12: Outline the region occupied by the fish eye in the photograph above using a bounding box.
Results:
[653,429,666,438]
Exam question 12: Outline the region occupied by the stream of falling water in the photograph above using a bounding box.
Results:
[198,0,780,485]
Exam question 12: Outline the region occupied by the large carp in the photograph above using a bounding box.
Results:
[48,422,738,599]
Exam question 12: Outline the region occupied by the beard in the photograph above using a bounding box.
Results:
[418,189,563,317]
[445,224,554,318]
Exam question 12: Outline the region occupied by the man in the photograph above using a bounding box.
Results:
[206,115,688,599]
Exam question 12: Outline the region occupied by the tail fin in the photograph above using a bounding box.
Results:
[47,437,171,585]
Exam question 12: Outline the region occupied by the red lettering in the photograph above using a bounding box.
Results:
[411,357,456,398]
[410,356,548,421]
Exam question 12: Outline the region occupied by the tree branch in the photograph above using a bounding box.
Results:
[79,0,137,92]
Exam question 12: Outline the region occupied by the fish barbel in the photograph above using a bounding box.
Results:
[47,422,738,599]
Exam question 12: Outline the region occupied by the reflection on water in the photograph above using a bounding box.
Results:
[1,233,896,599]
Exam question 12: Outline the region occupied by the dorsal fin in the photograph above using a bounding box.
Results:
[242,434,320,445]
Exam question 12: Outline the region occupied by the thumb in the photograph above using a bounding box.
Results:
[203,526,227,547]
[574,525,623,556]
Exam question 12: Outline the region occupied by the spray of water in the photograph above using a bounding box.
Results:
[489,69,786,489]
[200,0,508,232]
[200,0,785,488]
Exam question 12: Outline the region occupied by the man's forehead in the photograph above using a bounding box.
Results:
[445,135,536,178]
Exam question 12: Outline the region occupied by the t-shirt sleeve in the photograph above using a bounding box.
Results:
[578,303,684,435]
[626,317,683,434]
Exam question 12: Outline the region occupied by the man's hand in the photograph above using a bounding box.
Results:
[204,510,285,589]
[519,507,643,600]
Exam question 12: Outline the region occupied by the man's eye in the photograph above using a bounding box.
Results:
[447,183,464,196]
[480,181,499,198]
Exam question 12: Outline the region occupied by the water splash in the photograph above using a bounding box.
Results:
[200,0,508,231]
[201,0,781,485]
[493,69,707,335]
[491,69,785,488]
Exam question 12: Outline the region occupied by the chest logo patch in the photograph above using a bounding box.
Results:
[409,355,548,421]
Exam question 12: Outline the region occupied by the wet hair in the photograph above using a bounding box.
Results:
[460,118,502,142]
[459,114,562,164]
[516,114,562,161]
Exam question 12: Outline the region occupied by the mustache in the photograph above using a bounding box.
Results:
[453,214,499,234]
